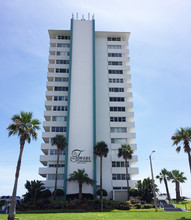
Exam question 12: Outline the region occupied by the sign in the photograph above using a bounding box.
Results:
[70,149,91,163]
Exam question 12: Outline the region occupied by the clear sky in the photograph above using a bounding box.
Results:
[0,0,191,199]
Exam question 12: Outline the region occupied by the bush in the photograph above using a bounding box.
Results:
[96,189,108,197]
[40,189,51,199]
[0,200,6,207]
[66,193,94,200]
[54,189,64,197]
[130,188,139,197]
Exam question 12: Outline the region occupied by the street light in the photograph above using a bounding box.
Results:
[149,150,158,212]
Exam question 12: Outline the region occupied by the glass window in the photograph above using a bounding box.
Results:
[54,87,68,91]
[108,70,123,74]
[108,45,122,49]
[57,43,70,48]
[55,77,68,82]
[57,36,70,40]
[52,116,67,122]
[51,127,66,132]
[108,53,122,57]
[109,78,123,83]
[109,88,124,92]
[55,68,69,73]
[110,127,127,133]
[108,61,122,66]
[109,97,125,102]
[54,96,68,101]
[56,60,69,64]
[111,138,127,144]
[110,107,125,112]
[57,51,70,56]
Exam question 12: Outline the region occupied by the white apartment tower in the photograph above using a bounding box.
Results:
[39,15,138,200]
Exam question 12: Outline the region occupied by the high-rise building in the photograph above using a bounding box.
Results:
[39,15,138,200]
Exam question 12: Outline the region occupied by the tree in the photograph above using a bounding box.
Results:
[156,168,171,201]
[168,170,187,202]
[136,178,158,203]
[23,180,45,202]
[51,134,67,200]
[94,141,109,211]
[67,169,94,199]
[7,112,40,220]
[118,144,133,200]
[171,127,191,173]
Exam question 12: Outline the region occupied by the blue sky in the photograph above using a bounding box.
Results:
[0,0,191,198]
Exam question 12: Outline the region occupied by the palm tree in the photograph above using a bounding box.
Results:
[168,170,187,202]
[67,169,94,199]
[94,141,109,211]
[118,144,133,200]
[51,135,67,200]
[7,112,40,220]
[23,180,45,203]
[136,178,158,203]
[171,127,191,173]
[156,168,171,201]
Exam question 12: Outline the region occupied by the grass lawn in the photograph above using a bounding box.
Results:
[170,200,191,211]
[0,209,191,220]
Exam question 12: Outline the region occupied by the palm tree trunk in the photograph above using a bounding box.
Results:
[175,181,180,202]
[187,151,191,173]
[125,159,130,201]
[164,177,171,201]
[8,141,25,220]
[54,149,60,200]
[79,182,82,199]
[100,156,103,212]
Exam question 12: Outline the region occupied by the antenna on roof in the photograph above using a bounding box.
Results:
[88,13,90,20]
[72,13,74,19]
[92,14,94,19]
[76,13,78,20]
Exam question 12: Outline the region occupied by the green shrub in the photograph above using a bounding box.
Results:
[96,189,108,197]
[40,189,51,199]
[54,189,64,197]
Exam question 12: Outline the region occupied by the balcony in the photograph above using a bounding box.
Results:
[39,167,65,177]
[112,167,139,175]
[40,155,65,166]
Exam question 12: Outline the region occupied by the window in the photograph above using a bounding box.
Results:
[55,77,68,82]
[108,45,122,49]
[53,106,67,111]
[49,163,65,167]
[50,149,65,155]
[110,97,125,102]
[110,117,126,122]
[57,51,70,56]
[108,61,122,66]
[52,116,67,122]
[110,127,127,133]
[56,60,69,64]
[57,43,70,48]
[57,36,70,40]
[54,96,68,101]
[55,68,69,73]
[109,79,123,83]
[108,70,123,74]
[112,161,128,167]
[107,37,121,41]
[110,107,125,112]
[109,88,124,92]
[51,127,66,132]
[112,174,130,180]
[108,53,122,57]
[111,138,127,144]
[54,87,68,91]
[48,174,64,180]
